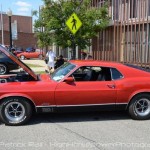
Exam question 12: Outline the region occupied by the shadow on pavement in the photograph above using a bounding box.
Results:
[27,111,130,126]
[0,111,134,126]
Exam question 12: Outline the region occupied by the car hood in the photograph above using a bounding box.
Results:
[0,45,38,80]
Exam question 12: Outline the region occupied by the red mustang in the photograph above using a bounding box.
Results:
[0,45,150,126]
[16,49,43,60]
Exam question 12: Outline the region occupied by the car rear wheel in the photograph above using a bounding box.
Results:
[20,55,25,60]
[38,54,43,59]
[0,63,8,75]
[128,94,150,120]
[0,97,32,126]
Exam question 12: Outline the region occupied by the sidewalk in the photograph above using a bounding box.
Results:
[22,59,47,72]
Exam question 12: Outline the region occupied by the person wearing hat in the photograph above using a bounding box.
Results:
[55,55,65,69]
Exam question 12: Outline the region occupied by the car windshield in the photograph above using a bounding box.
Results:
[51,62,76,81]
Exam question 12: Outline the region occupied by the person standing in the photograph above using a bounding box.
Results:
[55,55,65,69]
[46,49,56,72]
[85,53,93,60]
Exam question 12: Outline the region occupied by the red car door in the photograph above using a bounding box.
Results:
[27,52,36,58]
[30,52,39,58]
[55,80,117,106]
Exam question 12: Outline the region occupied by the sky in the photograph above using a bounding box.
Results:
[0,0,43,16]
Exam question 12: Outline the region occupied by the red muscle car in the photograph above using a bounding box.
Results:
[16,49,43,60]
[0,45,150,126]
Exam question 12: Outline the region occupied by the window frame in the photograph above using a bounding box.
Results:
[110,67,124,81]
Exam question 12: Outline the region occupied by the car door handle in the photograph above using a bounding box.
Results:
[107,84,115,89]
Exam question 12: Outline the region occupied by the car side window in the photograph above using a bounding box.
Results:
[111,68,123,80]
[70,66,111,82]
[71,67,92,81]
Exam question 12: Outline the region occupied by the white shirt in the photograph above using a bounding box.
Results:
[46,50,56,68]
[46,50,56,62]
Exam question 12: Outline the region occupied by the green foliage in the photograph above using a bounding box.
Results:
[34,0,109,49]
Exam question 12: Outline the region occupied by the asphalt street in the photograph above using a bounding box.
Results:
[0,111,150,150]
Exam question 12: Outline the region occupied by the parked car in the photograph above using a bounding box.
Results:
[0,45,150,126]
[13,47,24,55]
[0,48,19,74]
[25,47,35,52]
[16,49,43,60]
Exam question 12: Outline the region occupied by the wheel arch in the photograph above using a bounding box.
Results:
[38,54,43,59]
[126,92,150,110]
[0,95,37,113]
[0,62,7,66]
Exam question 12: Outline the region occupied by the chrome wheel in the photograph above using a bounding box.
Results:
[38,54,43,59]
[129,94,150,120]
[20,55,25,60]
[4,102,25,123]
[134,98,150,117]
[0,64,7,74]
[0,97,33,125]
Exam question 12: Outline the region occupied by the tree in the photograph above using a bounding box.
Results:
[34,0,109,59]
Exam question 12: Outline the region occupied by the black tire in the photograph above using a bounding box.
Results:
[38,54,43,59]
[128,94,150,120]
[0,97,32,126]
[0,63,8,75]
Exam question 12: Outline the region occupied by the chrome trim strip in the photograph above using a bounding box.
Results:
[36,103,127,108]
[36,105,56,108]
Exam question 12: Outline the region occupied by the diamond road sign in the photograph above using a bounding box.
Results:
[66,13,82,35]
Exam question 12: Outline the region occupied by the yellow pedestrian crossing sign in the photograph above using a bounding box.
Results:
[66,13,82,34]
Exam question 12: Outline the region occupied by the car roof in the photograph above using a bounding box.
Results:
[70,60,150,77]
[70,60,124,67]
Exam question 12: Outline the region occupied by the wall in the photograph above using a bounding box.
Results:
[0,13,37,49]
[91,0,150,69]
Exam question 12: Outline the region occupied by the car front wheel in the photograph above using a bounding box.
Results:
[128,94,150,120]
[20,55,25,60]
[0,97,32,126]
[0,63,8,75]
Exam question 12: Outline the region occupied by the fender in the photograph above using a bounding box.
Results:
[126,89,150,109]
[0,93,36,108]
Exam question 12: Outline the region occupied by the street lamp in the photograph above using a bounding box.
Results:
[7,9,12,51]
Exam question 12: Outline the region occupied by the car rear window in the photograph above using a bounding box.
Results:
[111,68,123,80]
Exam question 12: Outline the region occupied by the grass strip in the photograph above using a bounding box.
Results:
[25,63,43,68]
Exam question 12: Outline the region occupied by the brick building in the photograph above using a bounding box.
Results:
[0,13,37,49]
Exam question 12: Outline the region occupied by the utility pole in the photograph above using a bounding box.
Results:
[1,4,4,45]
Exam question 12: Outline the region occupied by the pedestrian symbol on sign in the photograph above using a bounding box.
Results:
[66,13,82,35]
[71,16,77,30]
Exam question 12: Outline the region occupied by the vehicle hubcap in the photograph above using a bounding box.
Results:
[20,56,25,60]
[0,64,6,74]
[134,98,150,116]
[39,55,42,59]
[5,102,25,122]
